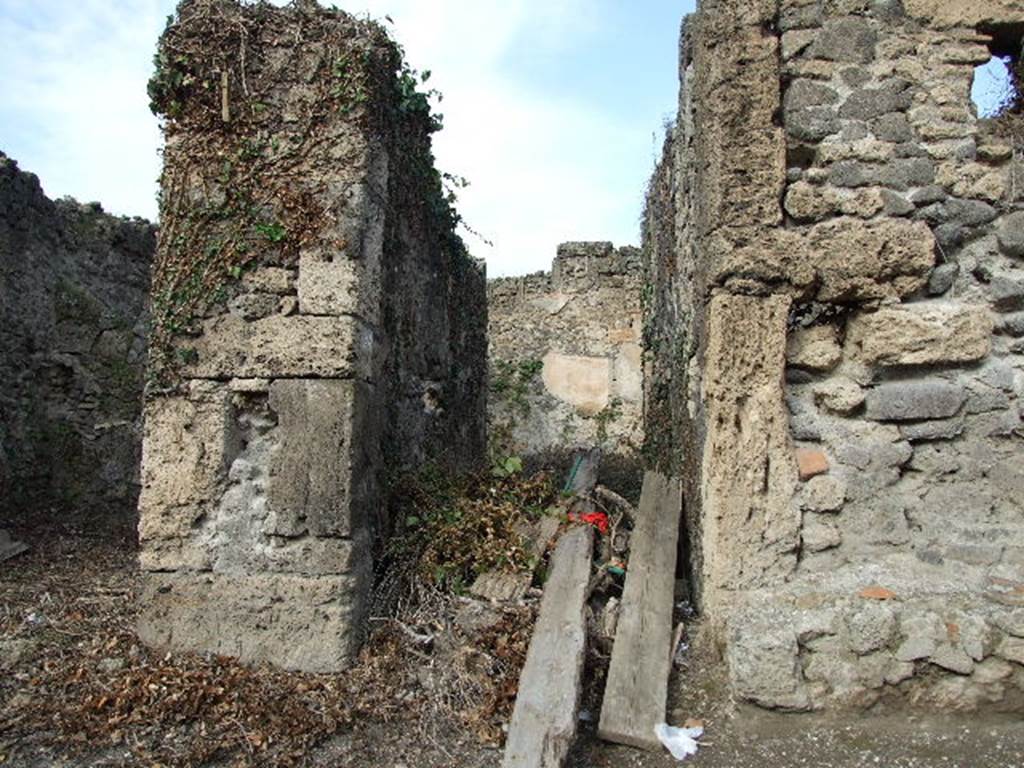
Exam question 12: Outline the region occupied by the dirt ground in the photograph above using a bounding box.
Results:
[2,522,1023,768]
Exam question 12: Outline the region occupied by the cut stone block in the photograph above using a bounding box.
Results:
[179,314,375,380]
[808,218,935,302]
[702,294,800,597]
[713,219,935,303]
[846,304,992,367]
[137,382,234,549]
[266,379,379,539]
[865,381,966,422]
[902,0,1024,29]
[139,379,379,572]
[138,569,369,673]
[297,249,382,324]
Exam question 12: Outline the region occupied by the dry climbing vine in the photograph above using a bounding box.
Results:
[146,0,461,388]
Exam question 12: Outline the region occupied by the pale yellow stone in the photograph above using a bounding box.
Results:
[787,325,842,372]
[846,303,993,366]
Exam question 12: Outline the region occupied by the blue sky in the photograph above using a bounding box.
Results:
[0,0,692,276]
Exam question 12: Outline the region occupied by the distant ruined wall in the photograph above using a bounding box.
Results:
[0,152,154,522]
[137,0,486,672]
[646,0,1024,711]
[488,243,643,484]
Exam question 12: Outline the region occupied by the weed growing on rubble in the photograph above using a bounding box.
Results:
[386,465,561,594]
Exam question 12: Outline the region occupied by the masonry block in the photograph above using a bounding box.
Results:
[138,568,370,673]
[137,381,233,549]
[847,304,993,366]
[865,381,967,422]
[266,379,379,539]
[179,314,376,381]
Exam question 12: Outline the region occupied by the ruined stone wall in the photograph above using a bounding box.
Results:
[0,151,154,522]
[137,0,486,672]
[488,243,643,486]
[645,0,1024,711]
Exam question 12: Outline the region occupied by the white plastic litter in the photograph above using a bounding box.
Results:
[654,722,704,761]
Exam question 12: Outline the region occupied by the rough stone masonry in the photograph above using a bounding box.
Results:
[137,0,486,672]
[0,152,154,522]
[645,0,1024,711]
[488,242,644,484]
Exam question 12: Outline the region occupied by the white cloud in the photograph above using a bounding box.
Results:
[0,0,169,218]
[0,0,651,276]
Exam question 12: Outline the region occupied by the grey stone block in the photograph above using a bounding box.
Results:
[808,18,878,64]
[896,613,943,662]
[787,107,841,142]
[871,113,915,142]
[785,80,840,111]
[930,645,974,675]
[866,381,966,422]
[990,276,1024,312]
[927,263,959,295]
[911,185,947,205]
[996,312,1024,336]
[830,160,872,188]
[881,190,915,217]
[840,66,872,88]
[875,158,936,190]
[979,361,1017,391]
[894,142,929,158]
[934,223,965,252]
[965,385,1010,415]
[841,122,871,141]
[840,83,912,121]
[900,415,965,442]
[946,199,999,227]
[997,211,1024,258]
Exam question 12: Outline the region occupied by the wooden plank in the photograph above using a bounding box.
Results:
[502,524,594,768]
[597,471,682,750]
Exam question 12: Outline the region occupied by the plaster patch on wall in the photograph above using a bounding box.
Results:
[541,351,611,416]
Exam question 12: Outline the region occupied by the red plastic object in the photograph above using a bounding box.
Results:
[569,511,609,535]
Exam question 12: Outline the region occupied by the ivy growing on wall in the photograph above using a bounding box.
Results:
[488,357,544,462]
[145,0,469,389]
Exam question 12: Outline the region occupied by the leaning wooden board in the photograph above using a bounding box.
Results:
[597,471,682,750]
[501,525,594,768]
[501,450,600,768]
